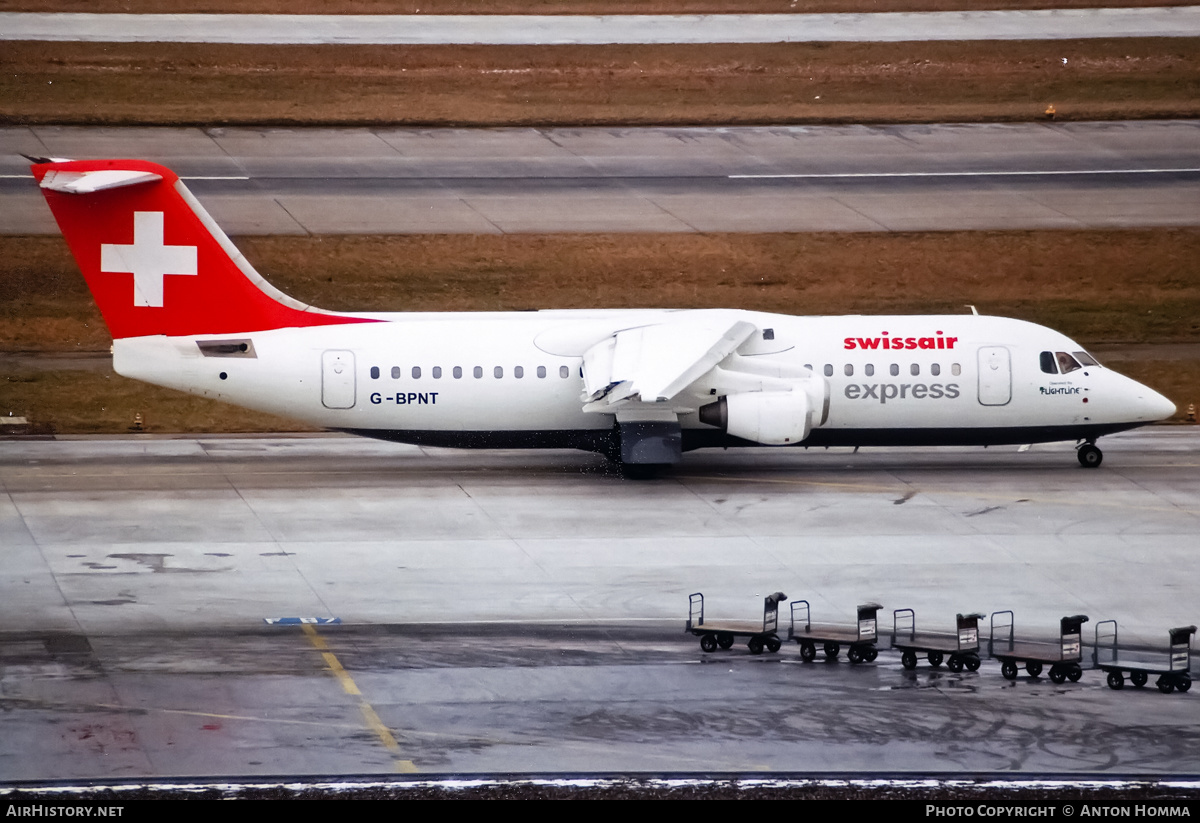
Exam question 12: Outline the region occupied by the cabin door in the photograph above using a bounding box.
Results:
[322,350,356,409]
[977,346,1011,406]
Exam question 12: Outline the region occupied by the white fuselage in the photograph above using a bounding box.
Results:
[113,309,1174,452]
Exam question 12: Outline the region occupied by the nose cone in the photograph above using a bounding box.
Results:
[1139,385,1177,422]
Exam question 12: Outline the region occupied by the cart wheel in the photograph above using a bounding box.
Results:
[800,641,816,662]
[1026,661,1043,678]
[700,633,718,653]
[1067,664,1083,683]
[1049,665,1067,684]
[947,655,964,673]
[1157,676,1175,694]
[965,655,981,672]
[823,642,840,660]
[848,646,863,664]
[1177,675,1191,693]
[748,636,765,655]
[766,635,782,654]
[717,633,735,650]
[927,651,943,668]
[1107,671,1125,690]
[865,646,879,662]
[1001,661,1018,680]
[1131,671,1148,688]
[902,650,918,670]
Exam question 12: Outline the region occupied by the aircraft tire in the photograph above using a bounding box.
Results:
[1078,443,1103,468]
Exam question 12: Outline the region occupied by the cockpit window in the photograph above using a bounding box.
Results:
[1056,352,1082,374]
[1074,351,1100,367]
[1040,351,1057,374]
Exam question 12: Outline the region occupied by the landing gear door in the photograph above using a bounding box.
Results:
[977,346,1011,406]
[322,350,356,409]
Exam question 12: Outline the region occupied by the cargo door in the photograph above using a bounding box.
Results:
[322,350,356,409]
[977,346,1011,406]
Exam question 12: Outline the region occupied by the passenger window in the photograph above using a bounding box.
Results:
[1040,351,1057,374]
[432,367,442,379]
[474,366,483,379]
[515,366,524,378]
[370,367,380,380]
[951,363,961,376]
[1056,352,1082,374]
[391,366,402,379]
[537,366,547,378]
[890,364,899,377]
[865,364,874,377]
[824,364,833,377]
[844,364,853,377]
[930,363,941,376]
[494,366,504,378]
[559,366,569,378]
[453,366,463,379]
[412,366,421,379]
[910,364,920,376]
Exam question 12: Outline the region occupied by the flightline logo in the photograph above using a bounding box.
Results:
[845,382,960,404]
[844,331,958,351]
[1040,386,1082,396]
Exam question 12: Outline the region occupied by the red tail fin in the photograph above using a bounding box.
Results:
[32,159,374,339]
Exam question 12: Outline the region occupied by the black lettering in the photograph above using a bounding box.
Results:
[370,392,381,405]
[945,383,960,398]
[912,383,927,398]
[862,384,879,399]
[845,384,861,399]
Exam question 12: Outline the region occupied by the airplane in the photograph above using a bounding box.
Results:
[29,157,1176,475]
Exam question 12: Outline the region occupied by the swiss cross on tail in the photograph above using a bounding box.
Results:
[102,211,198,307]
[30,158,376,339]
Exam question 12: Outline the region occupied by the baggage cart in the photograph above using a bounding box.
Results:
[989,611,1088,683]
[1094,621,1194,694]
[686,591,786,655]
[788,600,882,663]
[891,609,984,672]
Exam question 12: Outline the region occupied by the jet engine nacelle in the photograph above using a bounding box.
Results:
[698,390,812,445]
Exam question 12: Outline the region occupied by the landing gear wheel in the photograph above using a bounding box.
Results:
[1067,664,1083,683]
[800,641,816,662]
[823,642,840,660]
[700,634,717,653]
[717,633,735,650]
[965,655,981,672]
[1026,661,1043,678]
[1077,443,1103,468]
[848,646,864,664]
[865,647,879,662]
[1049,665,1067,684]
[927,651,943,668]
[1001,661,1018,680]
[1157,676,1175,694]
[1108,671,1125,690]
[902,650,918,670]
[766,635,782,654]
[1131,671,1148,688]
[947,655,964,673]
[748,636,765,655]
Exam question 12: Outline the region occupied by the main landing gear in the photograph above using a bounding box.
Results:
[1076,440,1103,469]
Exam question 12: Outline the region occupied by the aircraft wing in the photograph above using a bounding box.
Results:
[581,315,758,410]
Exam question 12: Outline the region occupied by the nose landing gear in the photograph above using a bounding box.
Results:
[1077,440,1103,468]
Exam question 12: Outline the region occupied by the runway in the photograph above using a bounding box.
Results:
[4,122,1199,234]
[5,8,1200,45]
[1,429,1197,778]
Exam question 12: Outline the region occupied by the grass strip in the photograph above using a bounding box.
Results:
[4,39,1200,127]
